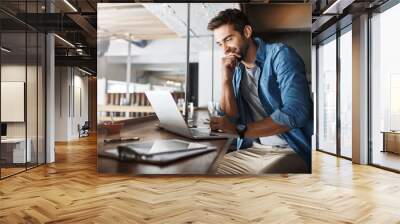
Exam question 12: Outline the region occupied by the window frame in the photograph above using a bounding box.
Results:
[367,0,400,173]
[315,22,353,160]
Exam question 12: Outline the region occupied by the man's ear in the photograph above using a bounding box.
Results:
[243,25,253,39]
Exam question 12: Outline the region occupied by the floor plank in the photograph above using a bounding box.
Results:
[0,135,399,224]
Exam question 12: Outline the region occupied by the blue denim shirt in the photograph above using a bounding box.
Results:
[225,37,313,167]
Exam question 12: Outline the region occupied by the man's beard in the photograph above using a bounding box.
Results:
[238,39,250,60]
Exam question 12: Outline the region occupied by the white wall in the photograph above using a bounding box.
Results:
[198,51,213,107]
[1,65,26,135]
[1,65,36,137]
[198,49,223,107]
[1,64,46,164]
[55,67,69,141]
[1,65,26,139]
[55,67,89,141]
[105,39,190,64]
[71,74,89,138]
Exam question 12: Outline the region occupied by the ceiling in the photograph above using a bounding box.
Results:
[97,3,178,41]
[143,3,240,38]
[98,3,240,42]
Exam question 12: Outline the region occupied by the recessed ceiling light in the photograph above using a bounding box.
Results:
[54,34,75,48]
[1,47,11,53]
[63,0,78,12]
[78,67,93,76]
[322,0,354,15]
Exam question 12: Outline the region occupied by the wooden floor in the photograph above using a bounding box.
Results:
[372,150,400,171]
[1,135,400,224]
[1,167,26,178]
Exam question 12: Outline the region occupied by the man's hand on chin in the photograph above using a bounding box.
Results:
[210,116,237,135]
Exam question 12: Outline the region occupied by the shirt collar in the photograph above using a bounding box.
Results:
[254,37,266,64]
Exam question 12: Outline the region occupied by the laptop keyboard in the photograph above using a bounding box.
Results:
[190,128,220,137]
[190,128,211,136]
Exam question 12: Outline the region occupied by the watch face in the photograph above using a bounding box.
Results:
[237,124,246,132]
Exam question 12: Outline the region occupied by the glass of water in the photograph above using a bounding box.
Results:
[208,101,221,119]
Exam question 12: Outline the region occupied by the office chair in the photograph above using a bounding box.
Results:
[79,121,90,138]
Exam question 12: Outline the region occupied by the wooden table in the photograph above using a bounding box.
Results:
[97,113,232,175]
[97,105,154,113]
[381,131,400,154]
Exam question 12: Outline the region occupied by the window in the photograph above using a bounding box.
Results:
[339,28,352,158]
[370,2,400,171]
[316,25,353,159]
[317,37,337,154]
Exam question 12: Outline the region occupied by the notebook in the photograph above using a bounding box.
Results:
[100,139,217,165]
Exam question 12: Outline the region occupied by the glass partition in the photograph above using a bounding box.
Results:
[1,30,28,178]
[97,3,188,123]
[27,30,38,169]
[0,1,46,179]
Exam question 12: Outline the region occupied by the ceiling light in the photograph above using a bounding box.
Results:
[63,0,78,12]
[54,34,75,48]
[322,0,355,15]
[166,80,181,87]
[78,67,92,76]
[1,47,11,53]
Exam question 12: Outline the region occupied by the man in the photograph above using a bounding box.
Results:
[208,9,313,173]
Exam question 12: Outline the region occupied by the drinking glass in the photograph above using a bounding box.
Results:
[208,101,221,118]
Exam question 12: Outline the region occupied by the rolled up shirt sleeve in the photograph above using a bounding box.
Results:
[270,45,312,129]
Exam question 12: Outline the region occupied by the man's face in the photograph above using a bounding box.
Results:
[214,24,250,60]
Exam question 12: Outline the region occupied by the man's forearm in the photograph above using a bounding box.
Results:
[244,117,290,138]
[220,81,238,117]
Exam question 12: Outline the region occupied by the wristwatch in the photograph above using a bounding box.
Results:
[236,124,247,139]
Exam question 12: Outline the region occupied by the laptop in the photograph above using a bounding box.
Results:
[145,91,231,140]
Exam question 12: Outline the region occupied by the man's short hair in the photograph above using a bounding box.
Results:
[207,8,251,34]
